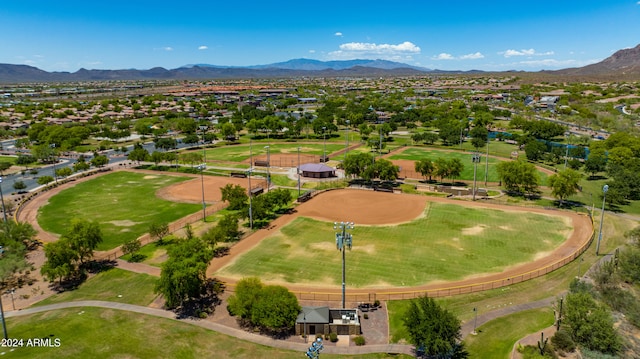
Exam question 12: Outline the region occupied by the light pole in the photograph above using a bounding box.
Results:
[472,152,480,201]
[595,184,609,255]
[264,146,270,192]
[50,143,58,183]
[564,132,570,170]
[0,294,7,339]
[9,289,15,311]
[297,147,301,196]
[472,307,478,335]
[484,132,489,186]
[0,176,6,223]
[322,126,326,162]
[577,257,584,277]
[303,308,308,343]
[345,120,350,158]
[248,140,253,229]
[197,163,206,222]
[334,221,354,309]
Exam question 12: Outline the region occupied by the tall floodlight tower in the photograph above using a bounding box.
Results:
[334,221,354,309]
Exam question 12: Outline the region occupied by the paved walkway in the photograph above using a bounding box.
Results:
[460,295,563,339]
[6,300,413,355]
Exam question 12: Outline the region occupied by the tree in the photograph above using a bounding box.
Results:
[227,277,300,333]
[150,151,164,165]
[402,295,468,358]
[127,146,149,163]
[547,169,582,205]
[415,158,435,181]
[374,159,400,181]
[0,220,37,281]
[40,240,77,283]
[61,218,103,265]
[0,162,11,175]
[149,222,170,243]
[90,154,109,167]
[469,125,488,150]
[250,285,300,332]
[496,160,540,196]
[524,140,547,162]
[55,167,73,178]
[564,291,621,354]
[154,137,177,151]
[37,176,54,185]
[227,277,264,319]
[155,237,213,309]
[343,152,374,179]
[122,238,141,261]
[584,148,607,178]
[73,157,90,172]
[13,180,26,191]
[221,184,248,210]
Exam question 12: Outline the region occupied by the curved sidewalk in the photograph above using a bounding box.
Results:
[6,300,413,356]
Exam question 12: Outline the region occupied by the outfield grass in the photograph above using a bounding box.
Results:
[217,202,571,287]
[38,171,201,250]
[387,209,637,344]
[388,147,550,184]
[4,308,410,359]
[465,308,555,359]
[204,143,347,162]
[36,268,158,307]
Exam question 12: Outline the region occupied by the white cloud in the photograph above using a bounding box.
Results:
[162,47,173,51]
[335,32,343,37]
[502,48,554,57]
[432,52,484,60]
[434,53,454,60]
[459,52,484,60]
[328,41,421,60]
[198,45,208,50]
[308,49,316,54]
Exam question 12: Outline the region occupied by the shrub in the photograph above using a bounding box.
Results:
[329,332,338,342]
[354,335,365,346]
[363,313,369,319]
[551,329,576,353]
[374,299,381,307]
[324,333,330,340]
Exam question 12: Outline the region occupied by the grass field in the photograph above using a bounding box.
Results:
[388,147,549,184]
[38,171,201,251]
[4,308,410,359]
[465,308,555,358]
[203,143,348,163]
[217,202,571,287]
[36,268,159,307]
[387,211,637,344]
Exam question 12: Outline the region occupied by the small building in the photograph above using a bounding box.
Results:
[299,163,335,178]
[295,306,361,336]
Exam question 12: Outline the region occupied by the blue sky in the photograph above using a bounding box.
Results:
[2,1,639,72]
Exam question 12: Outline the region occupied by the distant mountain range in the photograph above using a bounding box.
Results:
[1,45,640,83]
[552,43,640,76]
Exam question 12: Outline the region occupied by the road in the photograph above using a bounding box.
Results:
[0,138,204,195]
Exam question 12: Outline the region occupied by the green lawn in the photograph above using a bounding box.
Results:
[36,268,158,307]
[4,308,410,359]
[387,206,638,345]
[38,171,201,250]
[388,147,550,184]
[465,308,555,359]
[204,143,347,163]
[217,202,572,287]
